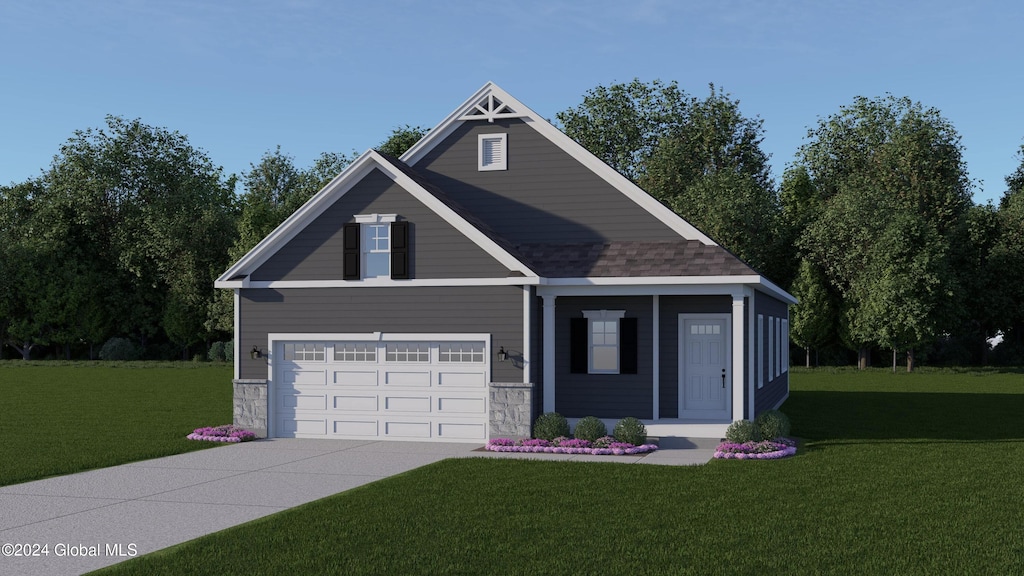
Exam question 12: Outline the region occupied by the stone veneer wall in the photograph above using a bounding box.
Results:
[489,382,534,439]
[233,379,268,438]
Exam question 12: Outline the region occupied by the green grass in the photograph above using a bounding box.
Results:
[93,367,1024,575]
[0,362,232,486]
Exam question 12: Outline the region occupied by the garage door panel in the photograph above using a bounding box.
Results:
[332,370,378,386]
[332,394,378,411]
[282,393,327,411]
[332,419,379,436]
[384,396,432,413]
[283,369,327,386]
[437,396,485,414]
[281,418,327,436]
[437,371,486,387]
[437,422,486,439]
[384,371,431,387]
[384,421,432,438]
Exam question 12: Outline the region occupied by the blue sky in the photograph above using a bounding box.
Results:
[2,0,1021,205]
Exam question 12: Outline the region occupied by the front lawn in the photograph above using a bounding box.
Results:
[93,367,1024,575]
[0,362,232,486]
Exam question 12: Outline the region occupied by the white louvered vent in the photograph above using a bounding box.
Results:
[478,133,507,171]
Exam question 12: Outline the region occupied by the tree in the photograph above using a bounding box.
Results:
[375,125,428,158]
[789,259,837,367]
[793,95,971,370]
[558,80,784,280]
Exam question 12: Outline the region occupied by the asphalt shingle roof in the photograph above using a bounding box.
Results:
[514,241,758,278]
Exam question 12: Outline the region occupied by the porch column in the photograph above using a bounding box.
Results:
[746,289,755,420]
[542,294,557,413]
[732,294,745,422]
[652,295,659,420]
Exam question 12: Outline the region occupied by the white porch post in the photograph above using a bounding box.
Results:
[652,295,659,420]
[732,293,745,423]
[542,294,557,413]
[746,288,755,421]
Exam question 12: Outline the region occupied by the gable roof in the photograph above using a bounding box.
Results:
[214,149,539,288]
[515,241,758,278]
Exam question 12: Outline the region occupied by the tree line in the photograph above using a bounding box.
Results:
[2,81,1022,368]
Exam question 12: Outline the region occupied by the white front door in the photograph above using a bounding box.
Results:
[679,314,731,420]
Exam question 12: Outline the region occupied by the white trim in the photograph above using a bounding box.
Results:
[776,317,782,378]
[522,286,531,384]
[538,282,755,298]
[478,133,507,171]
[678,313,732,421]
[542,294,556,413]
[731,296,745,423]
[769,317,774,382]
[219,277,538,289]
[215,149,537,285]
[539,275,796,304]
[233,289,240,380]
[353,213,398,223]
[582,309,625,374]
[782,318,789,373]
[652,295,660,421]
[757,314,764,389]
[746,287,755,420]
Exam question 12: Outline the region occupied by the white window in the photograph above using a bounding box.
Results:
[757,314,764,389]
[583,310,625,374]
[353,214,397,279]
[334,342,377,362]
[478,133,507,171]
[768,317,774,382]
[283,342,325,362]
[776,318,782,377]
[385,342,430,363]
[439,342,485,363]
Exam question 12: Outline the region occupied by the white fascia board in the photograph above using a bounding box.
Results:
[538,281,753,298]
[541,275,764,287]
[215,150,381,284]
[231,277,539,289]
[401,82,717,246]
[371,151,537,277]
[756,277,799,305]
[268,332,491,342]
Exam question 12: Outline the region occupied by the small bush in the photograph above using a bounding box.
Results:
[208,341,226,362]
[533,412,570,441]
[755,409,791,439]
[613,417,648,445]
[224,340,234,363]
[573,416,608,442]
[99,337,142,361]
[725,419,761,443]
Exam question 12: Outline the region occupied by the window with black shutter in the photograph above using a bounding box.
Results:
[390,221,409,279]
[342,222,360,280]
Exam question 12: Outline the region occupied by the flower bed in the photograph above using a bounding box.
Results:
[714,437,796,460]
[187,424,257,443]
[486,436,658,455]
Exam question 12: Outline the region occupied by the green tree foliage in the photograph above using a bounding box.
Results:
[375,125,428,158]
[789,259,837,367]
[794,96,971,369]
[989,148,1024,359]
[558,80,784,281]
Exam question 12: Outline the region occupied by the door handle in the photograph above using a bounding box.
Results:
[721,369,726,388]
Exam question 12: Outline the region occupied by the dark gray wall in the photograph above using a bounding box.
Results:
[554,296,653,419]
[657,295,732,419]
[238,286,524,381]
[251,169,510,281]
[414,119,684,244]
[754,289,789,415]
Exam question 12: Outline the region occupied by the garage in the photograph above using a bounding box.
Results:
[271,334,490,442]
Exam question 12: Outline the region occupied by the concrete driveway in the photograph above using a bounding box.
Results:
[0,438,715,575]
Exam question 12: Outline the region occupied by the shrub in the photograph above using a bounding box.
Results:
[533,412,570,441]
[755,409,791,439]
[725,419,761,443]
[208,341,226,362]
[613,417,648,446]
[224,340,234,363]
[99,337,142,361]
[573,416,607,442]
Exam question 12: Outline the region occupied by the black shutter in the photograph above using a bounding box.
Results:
[342,223,360,280]
[570,317,588,374]
[390,221,409,279]
[620,317,638,374]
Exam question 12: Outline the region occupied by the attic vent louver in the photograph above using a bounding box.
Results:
[459,93,522,122]
[479,134,507,171]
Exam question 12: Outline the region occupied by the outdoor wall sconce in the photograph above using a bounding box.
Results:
[497,346,508,362]
[250,345,262,360]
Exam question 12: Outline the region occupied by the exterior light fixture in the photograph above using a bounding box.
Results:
[497,346,508,362]
[250,346,262,360]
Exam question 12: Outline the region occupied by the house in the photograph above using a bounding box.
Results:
[215,82,795,442]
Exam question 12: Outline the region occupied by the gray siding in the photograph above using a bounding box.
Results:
[238,286,523,382]
[657,295,732,419]
[754,289,790,416]
[251,169,510,281]
[555,296,653,419]
[413,119,683,244]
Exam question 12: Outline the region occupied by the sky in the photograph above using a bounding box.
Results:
[2,0,1022,205]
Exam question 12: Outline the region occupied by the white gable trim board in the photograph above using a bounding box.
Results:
[267,332,491,442]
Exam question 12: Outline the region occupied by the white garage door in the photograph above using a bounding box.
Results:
[272,335,490,442]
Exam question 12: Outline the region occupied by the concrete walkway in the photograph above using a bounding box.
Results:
[0,438,716,576]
